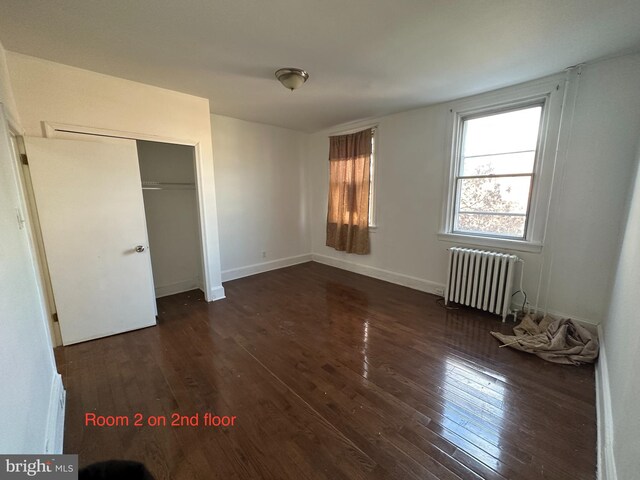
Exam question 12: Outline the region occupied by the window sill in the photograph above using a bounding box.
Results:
[437,232,543,253]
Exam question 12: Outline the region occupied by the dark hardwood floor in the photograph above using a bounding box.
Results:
[55,262,596,479]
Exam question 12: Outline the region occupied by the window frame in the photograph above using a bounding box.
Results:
[452,101,544,240]
[368,128,377,228]
[439,75,566,253]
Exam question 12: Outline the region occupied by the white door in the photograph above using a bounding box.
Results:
[25,136,156,345]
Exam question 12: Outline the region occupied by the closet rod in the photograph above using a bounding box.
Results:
[141,181,196,191]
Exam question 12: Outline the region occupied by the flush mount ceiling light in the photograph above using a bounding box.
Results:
[275,67,309,91]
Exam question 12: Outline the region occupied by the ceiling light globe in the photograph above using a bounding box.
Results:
[275,68,309,91]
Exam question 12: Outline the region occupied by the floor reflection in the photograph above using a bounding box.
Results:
[438,356,508,470]
[324,281,372,381]
[362,319,370,379]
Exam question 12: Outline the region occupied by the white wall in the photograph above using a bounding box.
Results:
[543,55,640,322]
[601,139,640,479]
[137,140,203,297]
[0,40,61,453]
[307,53,640,325]
[211,114,310,281]
[308,105,452,293]
[0,43,19,124]
[6,52,225,300]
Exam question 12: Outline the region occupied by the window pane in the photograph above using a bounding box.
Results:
[458,176,531,214]
[456,213,526,238]
[463,106,542,157]
[461,151,535,176]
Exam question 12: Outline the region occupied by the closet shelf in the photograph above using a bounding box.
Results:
[142,181,196,191]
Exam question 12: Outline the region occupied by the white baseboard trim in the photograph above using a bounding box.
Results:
[311,254,445,296]
[155,279,200,298]
[596,324,617,480]
[546,308,599,327]
[309,255,598,326]
[44,373,65,454]
[512,307,600,331]
[221,254,313,282]
[208,285,226,302]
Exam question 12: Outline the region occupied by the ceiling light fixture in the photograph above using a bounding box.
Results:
[275,67,309,91]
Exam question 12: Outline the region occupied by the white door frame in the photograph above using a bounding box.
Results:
[42,121,215,303]
[1,104,60,350]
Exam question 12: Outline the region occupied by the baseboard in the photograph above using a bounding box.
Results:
[509,304,600,331]
[155,279,200,298]
[310,255,599,327]
[546,308,599,327]
[596,324,617,480]
[208,285,226,302]
[221,254,313,282]
[311,254,445,296]
[44,373,65,454]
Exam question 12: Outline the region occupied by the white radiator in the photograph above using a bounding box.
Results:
[444,247,519,322]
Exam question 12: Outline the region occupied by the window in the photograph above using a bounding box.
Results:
[454,104,542,239]
[368,130,376,227]
[326,127,374,254]
[440,76,566,252]
[326,128,376,225]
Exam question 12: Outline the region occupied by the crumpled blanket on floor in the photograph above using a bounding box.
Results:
[491,315,599,365]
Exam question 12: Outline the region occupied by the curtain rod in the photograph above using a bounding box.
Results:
[327,124,377,138]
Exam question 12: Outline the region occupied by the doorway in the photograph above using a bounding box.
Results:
[137,140,204,299]
[23,127,213,345]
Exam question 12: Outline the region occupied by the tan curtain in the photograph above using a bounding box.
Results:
[326,128,371,254]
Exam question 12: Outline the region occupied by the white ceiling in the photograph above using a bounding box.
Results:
[0,1,639,132]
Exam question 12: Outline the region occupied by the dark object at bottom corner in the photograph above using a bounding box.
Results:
[79,460,155,480]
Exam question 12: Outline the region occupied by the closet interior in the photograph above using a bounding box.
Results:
[137,140,203,299]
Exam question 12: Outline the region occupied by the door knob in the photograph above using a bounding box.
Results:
[135,245,145,253]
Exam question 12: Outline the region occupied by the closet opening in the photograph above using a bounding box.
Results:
[136,140,204,300]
